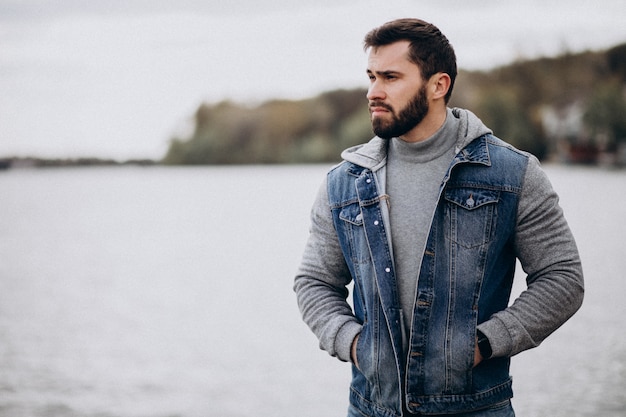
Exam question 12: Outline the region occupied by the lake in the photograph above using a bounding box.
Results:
[0,164,624,417]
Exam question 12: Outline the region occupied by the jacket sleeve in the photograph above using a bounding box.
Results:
[477,156,584,358]
[293,177,362,363]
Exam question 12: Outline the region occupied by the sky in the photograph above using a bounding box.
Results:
[1,0,625,160]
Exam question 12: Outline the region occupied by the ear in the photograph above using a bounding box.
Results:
[430,73,451,101]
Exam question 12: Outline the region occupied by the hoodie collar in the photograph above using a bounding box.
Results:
[340,107,493,170]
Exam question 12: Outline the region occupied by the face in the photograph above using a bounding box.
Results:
[367,41,430,140]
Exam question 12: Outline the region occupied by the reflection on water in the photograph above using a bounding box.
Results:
[0,165,624,417]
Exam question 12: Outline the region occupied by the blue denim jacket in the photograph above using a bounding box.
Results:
[331,135,527,415]
[295,109,583,417]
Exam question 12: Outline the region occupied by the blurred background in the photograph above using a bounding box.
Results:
[1,1,625,416]
[1,0,626,164]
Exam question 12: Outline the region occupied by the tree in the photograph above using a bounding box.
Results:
[583,81,626,151]
[476,89,547,159]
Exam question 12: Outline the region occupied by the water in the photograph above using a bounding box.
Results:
[0,164,624,417]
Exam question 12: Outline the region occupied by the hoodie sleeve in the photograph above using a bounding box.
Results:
[477,156,584,358]
[293,177,362,362]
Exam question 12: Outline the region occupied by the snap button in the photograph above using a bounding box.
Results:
[466,193,475,208]
[374,220,379,226]
[366,178,372,183]
[385,267,391,273]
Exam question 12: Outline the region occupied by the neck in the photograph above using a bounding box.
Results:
[399,105,448,143]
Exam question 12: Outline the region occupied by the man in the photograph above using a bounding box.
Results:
[294,18,583,417]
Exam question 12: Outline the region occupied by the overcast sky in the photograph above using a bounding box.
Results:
[1,0,625,160]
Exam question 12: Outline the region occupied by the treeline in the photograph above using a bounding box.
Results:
[164,89,372,164]
[163,43,626,165]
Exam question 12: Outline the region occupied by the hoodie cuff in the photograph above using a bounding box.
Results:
[334,321,362,363]
[477,316,513,358]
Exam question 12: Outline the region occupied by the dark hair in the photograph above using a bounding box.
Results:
[363,18,457,103]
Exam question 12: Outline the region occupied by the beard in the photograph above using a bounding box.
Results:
[370,85,429,140]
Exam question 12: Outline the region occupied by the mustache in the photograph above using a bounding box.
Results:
[369,101,393,112]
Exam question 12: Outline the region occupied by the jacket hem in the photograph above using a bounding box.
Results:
[405,378,514,415]
[350,387,402,417]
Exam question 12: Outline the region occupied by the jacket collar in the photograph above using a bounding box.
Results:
[341,133,492,172]
[453,135,492,166]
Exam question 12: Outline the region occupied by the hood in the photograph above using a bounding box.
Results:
[340,107,492,170]
[451,107,492,152]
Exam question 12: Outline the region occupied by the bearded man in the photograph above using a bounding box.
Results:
[294,18,583,417]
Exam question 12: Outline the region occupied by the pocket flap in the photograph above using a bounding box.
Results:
[444,187,500,210]
[339,203,364,225]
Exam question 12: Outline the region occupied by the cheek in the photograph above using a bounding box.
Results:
[393,83,420,103]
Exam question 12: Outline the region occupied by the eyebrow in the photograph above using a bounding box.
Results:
[367,69,403,78]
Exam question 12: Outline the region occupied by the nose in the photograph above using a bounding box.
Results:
[367,79,385,101]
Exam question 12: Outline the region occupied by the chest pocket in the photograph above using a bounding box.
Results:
[337,203,371,264]
[444,187,500,248]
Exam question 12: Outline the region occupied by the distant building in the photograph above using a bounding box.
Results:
[541,101,600,164]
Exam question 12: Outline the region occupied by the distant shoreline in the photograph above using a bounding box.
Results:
[0,157,158,170]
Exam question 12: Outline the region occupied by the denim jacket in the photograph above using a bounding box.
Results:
[295,109,583,416]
